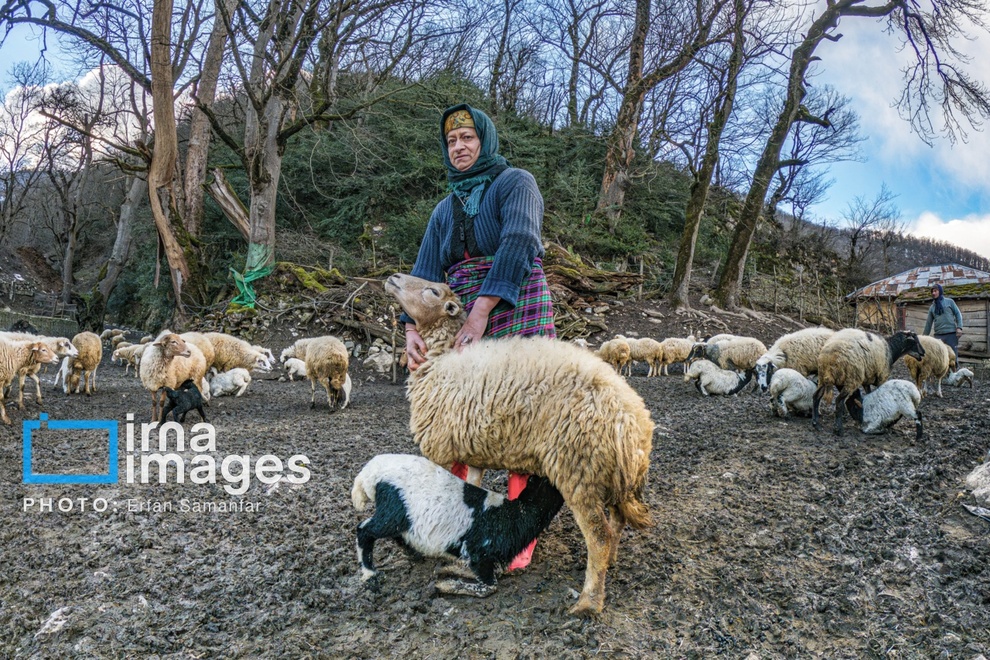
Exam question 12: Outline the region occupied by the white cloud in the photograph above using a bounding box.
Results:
[906,212,990,261]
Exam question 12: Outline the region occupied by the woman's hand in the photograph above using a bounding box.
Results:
[956,327,964,336]
[405,326,428,371]
[454,295,499,351]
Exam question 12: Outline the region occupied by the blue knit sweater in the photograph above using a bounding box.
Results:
[404,168,544,319]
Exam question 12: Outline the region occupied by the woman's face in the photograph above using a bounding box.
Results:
[932,287,940,298]
[446,127,481,172]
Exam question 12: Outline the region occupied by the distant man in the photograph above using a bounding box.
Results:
[923,283,963,368]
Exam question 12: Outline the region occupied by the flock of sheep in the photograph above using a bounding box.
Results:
[1,272,978,619]
[0,326,353,425]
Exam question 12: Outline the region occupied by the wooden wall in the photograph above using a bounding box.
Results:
[899,299,989,358]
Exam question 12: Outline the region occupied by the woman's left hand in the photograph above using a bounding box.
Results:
[455,295,498,351]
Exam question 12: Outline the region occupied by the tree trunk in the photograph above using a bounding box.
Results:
[714,4,846,310]
[669,0,746,310]
[206,168,250,241]
[60,217,78,306]
[99,175,146,301]
[148,0,195,318]
[594,0,649,233]
[183,0,235,237]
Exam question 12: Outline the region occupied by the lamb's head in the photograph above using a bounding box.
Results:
[279,347,295,363]
[56,339,79,358]
[755,358,776,393]
[28,342,59,366]
[385,273,465,350]
[250,350,273,372]
[154,333,191,360]
[844,389,865,423]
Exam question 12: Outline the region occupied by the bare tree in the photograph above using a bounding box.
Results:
[595,0,728,233]
[0,63,49,248]
[841,184,901,286]
[714,0,990,310]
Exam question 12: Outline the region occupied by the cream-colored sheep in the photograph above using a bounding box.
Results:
[658,336,695,375]
[385,272,654,617]
[625,337,664,377]
[112,343,144,376]
[903,335,951,398]
[180,332,217,372]
[139,332,209,422]
[683,359,753,396]
[209,367,252,397]
[64,331,103,395]
[111,334,130,349]
[755,327,836,392]
[0,339,59,424]
[689,336,767,372]
[596,337,631,375]
[813,329,925,435]
[0,332,78,408]
[292,335,351,410]
[204,332,272,373]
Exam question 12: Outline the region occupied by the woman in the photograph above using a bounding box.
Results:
[923,283,964,365]
[401,103,556,570]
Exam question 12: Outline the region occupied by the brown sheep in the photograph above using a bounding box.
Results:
[903,335,952,398]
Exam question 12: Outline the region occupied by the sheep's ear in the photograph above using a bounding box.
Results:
[443,300,461,317]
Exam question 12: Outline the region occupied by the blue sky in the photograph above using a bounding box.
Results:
[812,12,990,261]
[2,16,990,262]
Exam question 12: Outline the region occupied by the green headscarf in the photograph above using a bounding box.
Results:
[440,104,509,217]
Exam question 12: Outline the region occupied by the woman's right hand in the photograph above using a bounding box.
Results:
[405,327,428,371]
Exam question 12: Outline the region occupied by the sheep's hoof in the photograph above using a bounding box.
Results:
[434,578,496,598]
[361,573,383,593]
[568,595,604,618]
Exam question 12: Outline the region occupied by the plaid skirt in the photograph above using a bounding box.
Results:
[446,257,556,339]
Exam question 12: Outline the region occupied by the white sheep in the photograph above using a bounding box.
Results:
[625,336,664,377]
[658,336,696,375]
[0,331,78,407]
[281,336,352,409]
[283,357,307,381]
[139,331,209,422]
[812,329,925,436]
[945,368,974,388]
[767,368,817,418]
[755,327,836,392]
[902,335,951,398]
[385,272,654,617]
[180,332,217,372]
[209,367,252,397]
[203,332,272,373]
[352,454,564,597]
[112,343,146,376]
[845,379,923,441]
[0,339,59,424]
[683,359,753,396]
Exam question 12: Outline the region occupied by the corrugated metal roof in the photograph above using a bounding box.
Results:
[847,263,990,300]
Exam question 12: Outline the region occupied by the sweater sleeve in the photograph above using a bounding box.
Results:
[951,299,963,329]
[477,169,544,306]
[401,202,449,326]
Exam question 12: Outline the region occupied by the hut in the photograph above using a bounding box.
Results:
[846,263,990,360]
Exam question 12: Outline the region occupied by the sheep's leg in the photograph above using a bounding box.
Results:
[236,382,248,397]
[195,405,208,423]
[464,466,485,487]
[812,385,827,431]
[90,366,97,393]
[833,393,848,436]
[309,378,317,408]
[16,373,26,409]
[606,505,626,566]
[936,378,943,398]
[569,503,613,617]
[914,409,924,441]
[324,378,335,409]
[0,387,10,425]
[30,372,43,405]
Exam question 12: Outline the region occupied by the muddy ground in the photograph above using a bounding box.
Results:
[2,311,989,659]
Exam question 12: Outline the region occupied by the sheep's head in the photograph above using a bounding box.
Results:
[30,342,59,365]
[755,360,776,392]
[155,333,191,359]
[893,330,925,362]
[251,351,273,372]
[385,273,464,330]
[57,339,79,358]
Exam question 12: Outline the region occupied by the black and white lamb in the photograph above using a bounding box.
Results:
[755,327,835,392]
[844,379,923,441]
[352,454,564,597]
[684,359,753,396]
[812,329,924,436]
[767,368,817,418]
